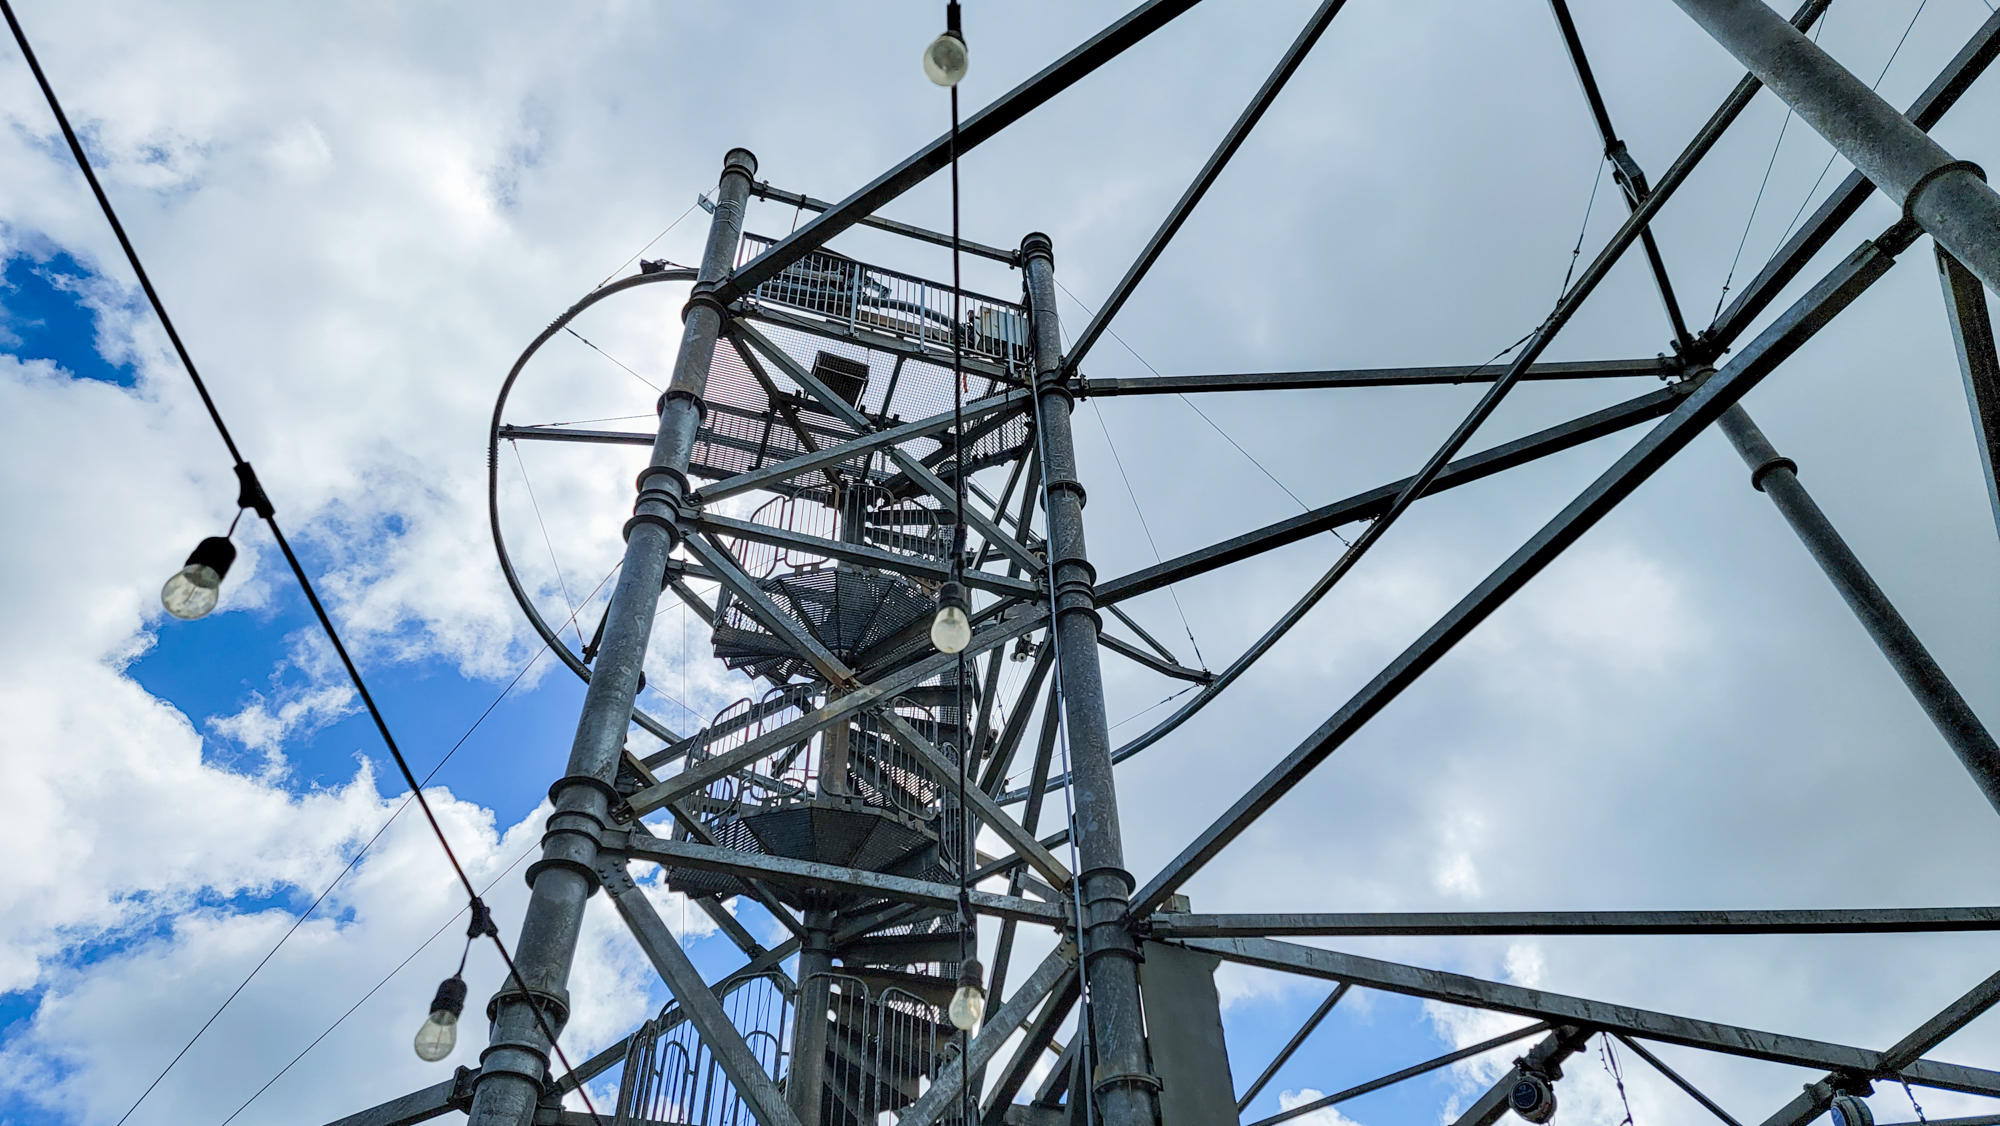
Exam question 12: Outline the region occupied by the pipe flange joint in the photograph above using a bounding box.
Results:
[1044,477,1088,507]
[549,773,621,812]
[623,512,681,546]
[474,1043,548,1086]
[524,855,603,894]
[637,462,691,499]
[485,985,572,1029]
[1079,865,1135,899]
[1748,454,1798,492]
[682,281,731,324]
[656,386,708,425]
[1092,1068,1163,1096]
[1903,160,1987,222]
[1036,375,1076,406]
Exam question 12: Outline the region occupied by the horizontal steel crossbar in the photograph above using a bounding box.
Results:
[606,831,1068,925]
[1080,358,1674,396]
[1148,907,2000,937]
[1177,937,2000,1094]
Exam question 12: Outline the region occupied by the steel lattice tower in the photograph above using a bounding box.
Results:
[324,2,2000,1125]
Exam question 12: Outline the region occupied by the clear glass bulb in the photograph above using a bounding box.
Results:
[931,605,971,654]
[948,982,985,1031]
[413,1008,459,1061]
[161,563,223,620]
[924,32,968,86]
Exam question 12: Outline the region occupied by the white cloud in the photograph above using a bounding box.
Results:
[1276,1087,1370,1126]
[6,2,2000,1125]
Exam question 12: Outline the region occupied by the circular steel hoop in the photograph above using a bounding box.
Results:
[487,267,698,742]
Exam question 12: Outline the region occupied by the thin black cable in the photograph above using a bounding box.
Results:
[0,8,604,1120]
[948,73,977,1126]
[594,203,699,290]
[1716,9,1829,315]
[1558,156,1606,300]
[1050,276,1333,541]
[216,840,544,1126]
[513,441,584,646]
[1088,401,1207,669]
[112,563,613,1125]
[1771,2,1924,260]
[0,0,241,465]
[566,325,663,392]
[1599,1035,1637,1126]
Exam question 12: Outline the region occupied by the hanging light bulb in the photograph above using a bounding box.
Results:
[923,2,969,87]
[161,536,237,621]
[413,974,469,1062]
[931,580,971,654]
[948,957,986,1031]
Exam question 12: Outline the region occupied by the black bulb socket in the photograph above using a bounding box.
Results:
[428,974,469,1018]
[187,536,238,579]
[957,957,984,990]
[937,580,969,615]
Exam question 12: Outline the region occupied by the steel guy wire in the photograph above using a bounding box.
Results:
[1048,277,1215,659]
[1050,276,1321,520]
[566,325,664,392]
[1558,155,1607,300]
[1088,399,1208,669]
[512,440,584,646]
[1900,1076,1930,1124]
[1714,8,1827,317]
[0,7,607,1119]
[1770,0,1927,265]
[594,203,700,290]
[1599,1034,1638,1126]
[529,412,657,428]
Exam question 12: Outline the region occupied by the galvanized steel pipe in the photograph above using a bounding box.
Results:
[1718,403,2000,816]
[1670,0,2000,294]
[467,147,758,1126]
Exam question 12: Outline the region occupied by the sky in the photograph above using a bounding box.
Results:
[2,1,2000,1125]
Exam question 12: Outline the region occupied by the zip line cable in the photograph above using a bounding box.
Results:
[0,6,604,1120]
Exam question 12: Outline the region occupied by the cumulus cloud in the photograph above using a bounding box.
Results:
[7,2,2000,1125]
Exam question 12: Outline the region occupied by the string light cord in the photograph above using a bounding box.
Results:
[947,63,979,1126]
[0,6,604,1120]
[217,840,546,1126]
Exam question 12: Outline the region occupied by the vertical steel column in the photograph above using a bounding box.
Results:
[1020,232,1160,1126]
[1937,246,2000,539]
[467,147,757,1126]
[1668,0,2000,294]
[1717,403,2000,816]
[788,908,835,1126]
